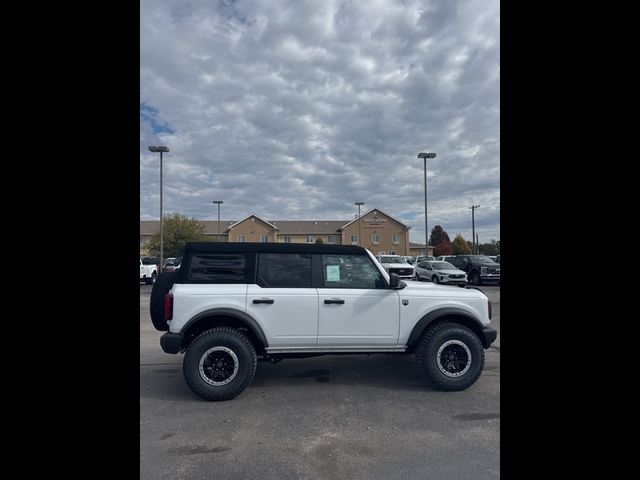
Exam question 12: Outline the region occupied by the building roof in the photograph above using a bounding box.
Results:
[141,219,348,235]
[269,220,347,234]
[340,207,411,229]
[227,214,278,230]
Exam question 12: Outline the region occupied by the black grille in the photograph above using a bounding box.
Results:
[485,268,500,274]
[389,268,412,276]
[449,274,464,279]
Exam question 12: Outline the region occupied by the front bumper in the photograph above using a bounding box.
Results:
[480,274,500,283]
[160,332,184,354]
[441,278,467,284]
[480,326,498,349]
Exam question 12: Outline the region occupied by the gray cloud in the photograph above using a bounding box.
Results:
[141,0,500,243]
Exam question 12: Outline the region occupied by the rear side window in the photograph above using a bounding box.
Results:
[187,253,255,283]
[257,253,312,288]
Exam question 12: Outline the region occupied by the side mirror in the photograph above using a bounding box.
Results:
[389,273,405,289]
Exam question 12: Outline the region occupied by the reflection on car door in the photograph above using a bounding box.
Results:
[317,254,400,346]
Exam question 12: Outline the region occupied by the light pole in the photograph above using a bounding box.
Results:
[148,145,170,274]
[470,205,480,254]
[212,200,223,241]
[417,152,436,255]
[355,202,364,246]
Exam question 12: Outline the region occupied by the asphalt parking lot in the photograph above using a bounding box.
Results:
[140,283,500,480]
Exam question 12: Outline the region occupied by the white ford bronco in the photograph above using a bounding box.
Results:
[150,243,497,401]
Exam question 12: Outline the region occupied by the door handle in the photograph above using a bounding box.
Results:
[324,299,345,304]
[253,298,274,304]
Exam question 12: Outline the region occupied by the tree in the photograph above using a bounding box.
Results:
[315,238,324,244]
[478,239,499,256]
[434,240,453,257]
[147,212,213,258]
[452,234,472,254]
[428,225,451,248]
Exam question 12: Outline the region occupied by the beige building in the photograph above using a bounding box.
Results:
[140,207,433,256]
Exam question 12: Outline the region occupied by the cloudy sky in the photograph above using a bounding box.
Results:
[140,0,499,244]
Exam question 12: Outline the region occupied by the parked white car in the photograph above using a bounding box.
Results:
[376,255,415,279]
[140,257,158,285]
[414,260,467,286]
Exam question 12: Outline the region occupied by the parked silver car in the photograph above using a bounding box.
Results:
[414,260,467,286]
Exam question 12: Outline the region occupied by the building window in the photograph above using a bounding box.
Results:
[306,235,315,243]
[283,235,292,243]
[372,232,380,245]
[350,234,358,245]
[237,235,246,243]
[392,234,400,245]
[260,235,269,243]
[389,250,396,255]
[327,235,336,244]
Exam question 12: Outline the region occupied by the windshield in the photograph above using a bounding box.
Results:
[380,256,405,263]
[472,255,496,264]
[432,262,455,270]
[141,257,158,265]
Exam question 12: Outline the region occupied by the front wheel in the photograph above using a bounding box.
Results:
[471,272,481,285]
[415,322,485,391]
[183,328,257,401]
[432,275,439,284]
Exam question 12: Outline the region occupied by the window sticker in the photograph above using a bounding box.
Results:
[326,265,340,281]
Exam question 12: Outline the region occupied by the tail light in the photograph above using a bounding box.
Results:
[165,293,174,321]
[488,300,492,320]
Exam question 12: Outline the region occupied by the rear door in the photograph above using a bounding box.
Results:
[246,253,318,347]
[317,253,400,346]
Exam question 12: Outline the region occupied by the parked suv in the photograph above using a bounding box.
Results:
[150,243,497,401]
[140,257,159,285]
[447,255,500,285]
[376,255,415,279]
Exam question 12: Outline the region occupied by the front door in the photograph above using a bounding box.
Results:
[317,253,400,346]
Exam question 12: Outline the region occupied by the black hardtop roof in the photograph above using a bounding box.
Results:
[184,242,368,255]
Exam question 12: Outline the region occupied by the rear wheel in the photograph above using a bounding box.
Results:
[415,322,485,391]
[145,271,157,285]
[183,328,257,401]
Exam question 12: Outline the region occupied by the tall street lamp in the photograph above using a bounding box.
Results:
[355,202,365,246]
[148,145,170,274]
[212,200,223,241]
[417,152,436,255]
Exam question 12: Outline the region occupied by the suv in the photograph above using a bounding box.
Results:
[376,255,415,279]
[140,257,159,285]
[447,255,500,285]
[150,243,497,401]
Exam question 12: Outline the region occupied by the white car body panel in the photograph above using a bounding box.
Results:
[169,284,248,333]
[246,285,318,347]
[317,288,400,345]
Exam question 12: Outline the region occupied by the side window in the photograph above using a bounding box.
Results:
[321,254,386,289]
[422,263,432,270]
[187,253,255,283]
[257,253,312,288]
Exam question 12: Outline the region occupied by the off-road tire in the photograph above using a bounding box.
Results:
[183,328,257,401]
[149,271,177,331]
[415,322,485,391]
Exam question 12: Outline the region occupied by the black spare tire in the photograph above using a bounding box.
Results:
[150,271,177,331]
